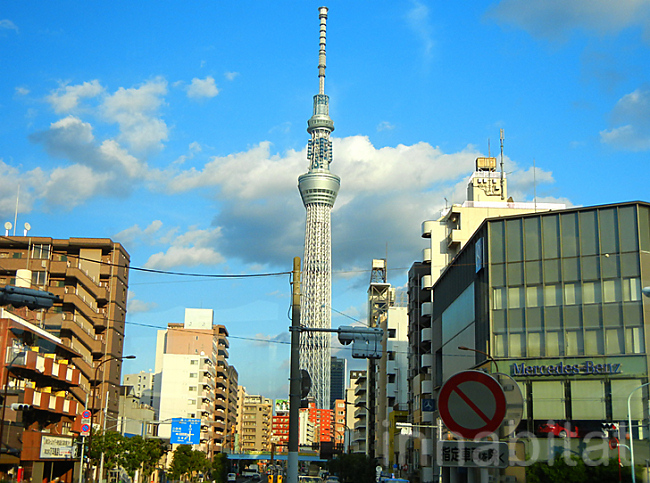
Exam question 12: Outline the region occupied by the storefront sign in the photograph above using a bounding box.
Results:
[512,361,621,377]
[40,435,77,459]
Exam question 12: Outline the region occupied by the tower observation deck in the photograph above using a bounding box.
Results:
[298,6,340,410]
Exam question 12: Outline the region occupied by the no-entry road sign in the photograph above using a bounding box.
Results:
[439,370,506,439]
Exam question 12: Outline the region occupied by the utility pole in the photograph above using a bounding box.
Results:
[287,257,301,483]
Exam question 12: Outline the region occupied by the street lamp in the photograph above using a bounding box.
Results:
[628,382,650,483]
[87,355,135,472]
[458,346,500,373]
[0,346,26,454]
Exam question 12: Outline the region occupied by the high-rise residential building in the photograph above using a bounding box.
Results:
[332,399,346,453]
[239,394,272,453]
[122,370,155,407]
[374,285,409,467]
[153,309,232,457]
[224,365,239,453]
[298,6,340,409]
[329,357,346,409]
[0,236,129,433]
[349,370,367,454]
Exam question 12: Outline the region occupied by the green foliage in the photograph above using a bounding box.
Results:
[87,431,166,480]
[212,453,230,483]
[527,455,634,483]
[169,445,210,482]
[328,453,377,483]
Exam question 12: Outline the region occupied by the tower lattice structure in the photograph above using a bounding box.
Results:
[298,6,340,410]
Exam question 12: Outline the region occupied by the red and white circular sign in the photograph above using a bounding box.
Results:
[82,410,91,419]
[438,370,506,439]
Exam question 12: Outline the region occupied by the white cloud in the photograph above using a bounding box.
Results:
[600,87,650,151]
[377,121,395,131]
[101,77,168,153]
[15,87,29,96]
[487,0,650,41]
[0,20,18,33]
[144,227,224,269]
[47,80,104,114]
[405,1,435,59]
[187,76,219,99]
[127,291,158,314]
[225,72,240,81]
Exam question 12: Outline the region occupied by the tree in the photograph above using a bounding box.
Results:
[169,445,210,482]
[328,453,377,483]
[526,455,634,483]
[212,453,230,483]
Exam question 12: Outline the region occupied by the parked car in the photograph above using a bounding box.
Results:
[228,474,237,482]
[538,422,579,438]
[324,477,340,483]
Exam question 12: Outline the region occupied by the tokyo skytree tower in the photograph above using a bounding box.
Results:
[298,6,340,409]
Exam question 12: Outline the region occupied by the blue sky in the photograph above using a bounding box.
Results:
[1,1,649,400]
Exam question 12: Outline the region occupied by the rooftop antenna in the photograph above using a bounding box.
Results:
[533,158,537,212]
[4,222,11,237]
[488,138,491,157]
[12,184,20,236]
[24,222,31,237]
[499,130,505,200]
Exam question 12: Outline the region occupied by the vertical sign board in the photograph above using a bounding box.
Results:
[80,409,91,437]
[438,370,506,439]
[171,418,201,445]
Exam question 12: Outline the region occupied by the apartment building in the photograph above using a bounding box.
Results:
[0,312,82,482]
[154,309,232,456]
[0,236,129,433]
[239,394,272,453]
[122,370,155,407]
[349,370,367,454]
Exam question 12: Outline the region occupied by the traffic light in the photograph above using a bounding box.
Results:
[337,326,383,358]
[300,369,311,398]
[0,286,60,310]
[10,403,31,411]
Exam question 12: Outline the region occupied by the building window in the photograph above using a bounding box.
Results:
[190,373,198,378]
[189,386,197,392]
[526,286,542,307]
[625,327,644,354]
[492,288,505,310]
[563,283,581,305]
[582,282,601,304]
[507,287,523,309]
[603,279,621,303]
[622,278,641,302]
[190,360,198,365]
[32,244,51,260]
[31,271,47,285]
[388,329,396,338]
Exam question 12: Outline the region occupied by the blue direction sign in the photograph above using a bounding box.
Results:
[170,418,201,445]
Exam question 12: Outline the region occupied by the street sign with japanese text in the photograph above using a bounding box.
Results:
[170,418,201,445]
[437,441,508,468]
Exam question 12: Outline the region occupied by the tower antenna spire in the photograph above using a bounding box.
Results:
[318,6,327,96]
[298,6,340,410]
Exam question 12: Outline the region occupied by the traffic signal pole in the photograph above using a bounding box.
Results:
[287,258,301,483]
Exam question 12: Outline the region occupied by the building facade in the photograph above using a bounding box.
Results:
[330,357,346,410]
[0,313,82,483]
[122,370,155,407]
[412,201,650,482]
[349,370,367,454]
[0,237,130,434]
[154,309,232,456]
[239,394,272,453]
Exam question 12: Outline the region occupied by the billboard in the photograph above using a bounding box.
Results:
[275,399,289,414]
